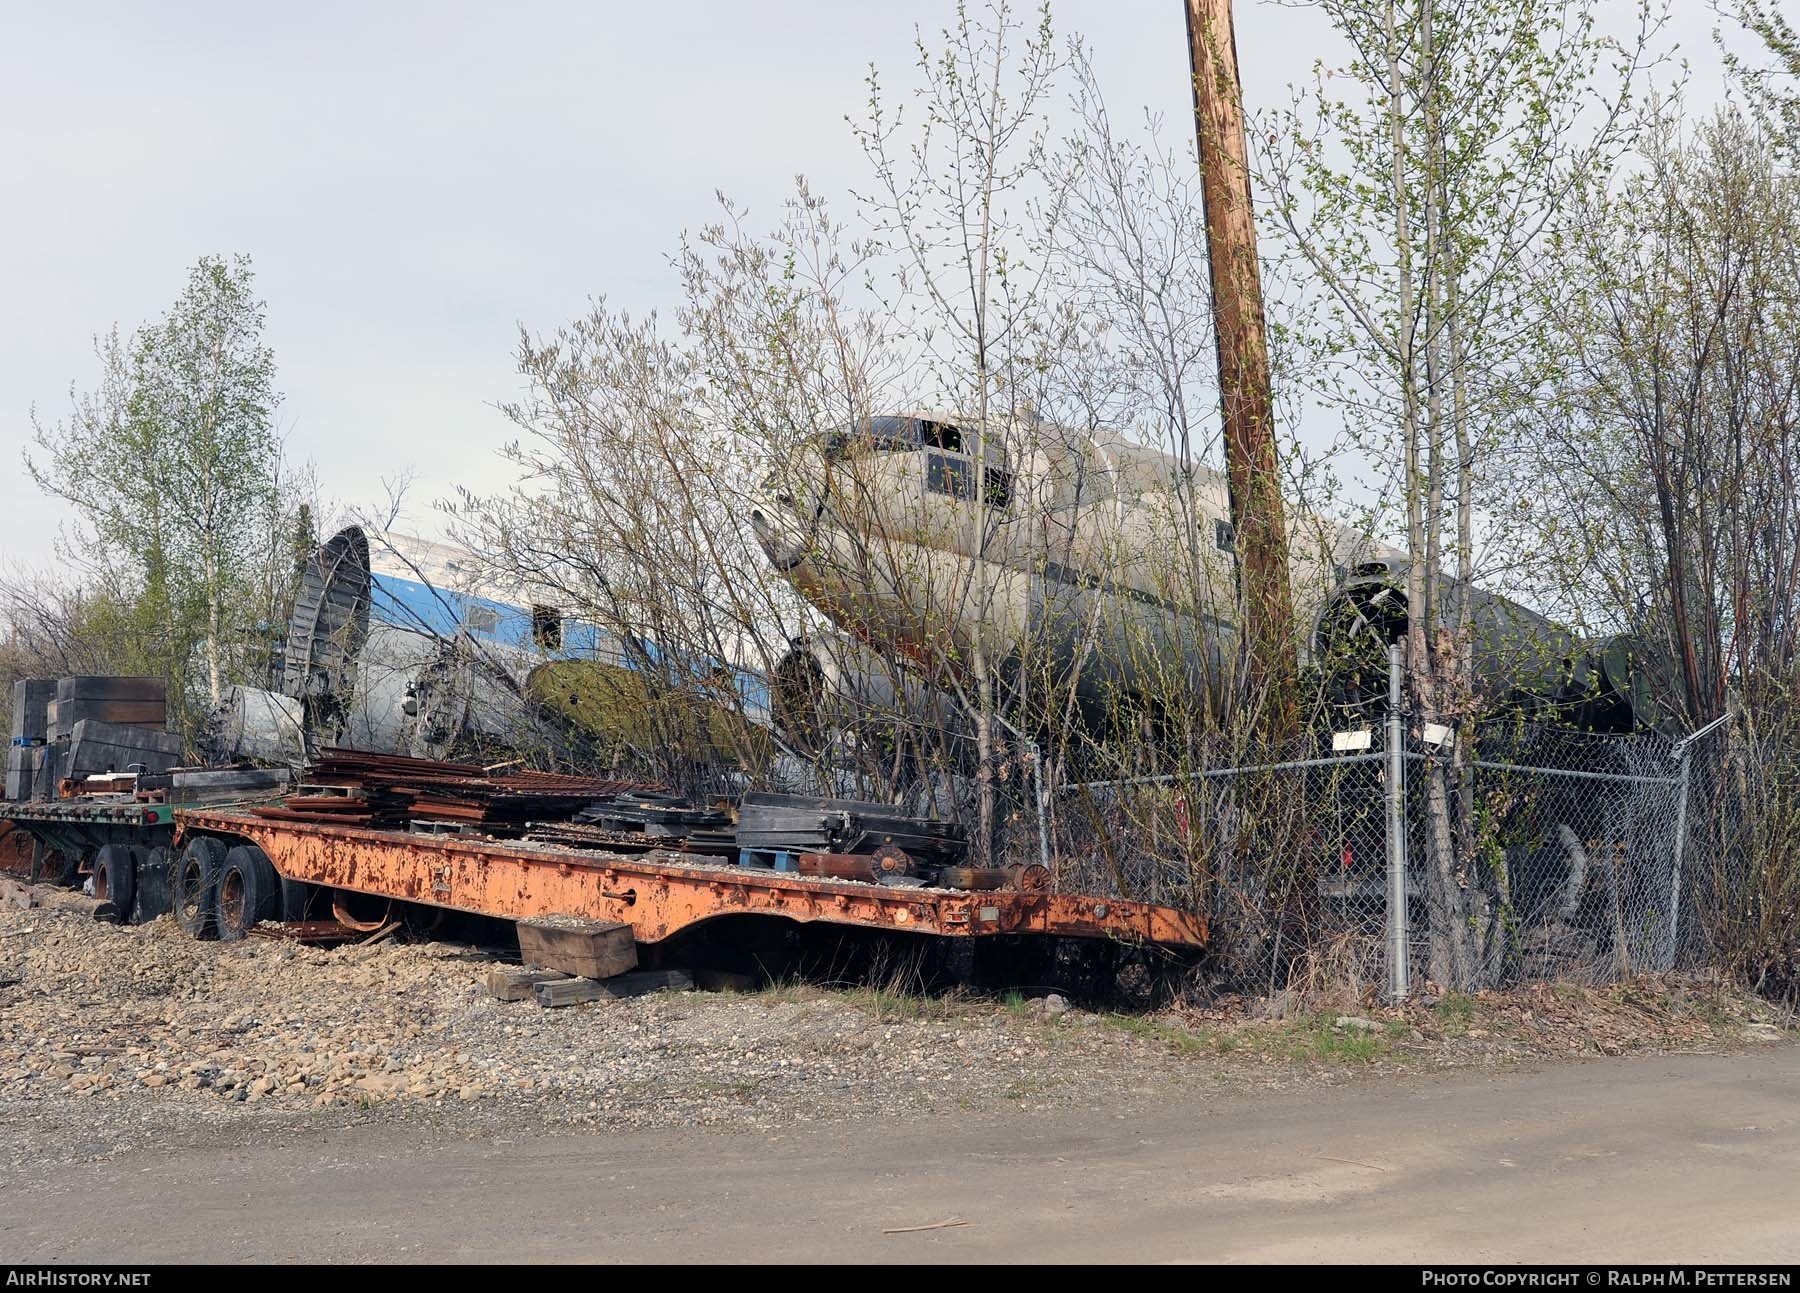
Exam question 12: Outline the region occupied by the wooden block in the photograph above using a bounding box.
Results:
[533,976,613,1008]
[533,968,695,1009]
[486,965,572,1002]
[516,916,638,980]
[600,969,694,998]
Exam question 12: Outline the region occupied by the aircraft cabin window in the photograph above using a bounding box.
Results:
[984,466,1014,510]
[830,416,972,459]
[927,452,975,501]
[1216,518,1236,552]
[531,604,563,651]
[918,420,963,452]
[928,452,1012,510]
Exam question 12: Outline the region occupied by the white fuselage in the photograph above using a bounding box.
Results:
[751,415,1398,726]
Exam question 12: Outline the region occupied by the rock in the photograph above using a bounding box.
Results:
[1253,989,1302,1021]
[141,1073,168,1088]
[1334,1016,1382,1033]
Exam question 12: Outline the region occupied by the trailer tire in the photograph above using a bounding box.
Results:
[216,845,279,942]
[92,845,137,914]
[134,845,178,923]
[277,876,317,922]
[175,837,226,939]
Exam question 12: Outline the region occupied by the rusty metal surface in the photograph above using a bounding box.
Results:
[260,749,660,830]
[248,919,363,945]
[175,809,1206,948]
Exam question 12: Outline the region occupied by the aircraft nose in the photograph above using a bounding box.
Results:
[752,449,830,571]
[751,505,813,572]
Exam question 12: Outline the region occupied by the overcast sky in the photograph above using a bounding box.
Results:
[0,0,1739,572]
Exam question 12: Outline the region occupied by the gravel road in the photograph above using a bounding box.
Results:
[4,1048,1797,1263]
[3,889,1795,1263]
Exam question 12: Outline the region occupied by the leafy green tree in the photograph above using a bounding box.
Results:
[1716,1,1800,151]
[1520,108,1800,999]
[1255,0,1658,987]
[28,255,291,718]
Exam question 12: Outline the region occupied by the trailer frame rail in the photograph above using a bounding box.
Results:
[176,809,1206,948]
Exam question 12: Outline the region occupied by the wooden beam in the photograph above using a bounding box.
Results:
[533,969,695,1009]
[1186,0,1298,734]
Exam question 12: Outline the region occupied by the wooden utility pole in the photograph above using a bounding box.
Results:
[1185,0,1298,736]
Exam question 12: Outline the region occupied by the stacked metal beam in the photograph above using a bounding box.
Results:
[254,748,658,830]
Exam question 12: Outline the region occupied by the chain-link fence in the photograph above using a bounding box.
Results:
[732,651,1725,997]
[1049,689,1720,998]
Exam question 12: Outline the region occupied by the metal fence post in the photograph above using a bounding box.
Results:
[1029,738,1051,870]
[1665,712,1729,970]
[1666,744,1695,969]
[1385,641,1409,1002]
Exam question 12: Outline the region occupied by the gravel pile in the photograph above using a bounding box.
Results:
[0,899,1205,1145]
[7,887,1783,1168]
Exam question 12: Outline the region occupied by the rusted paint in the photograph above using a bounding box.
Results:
[176,810,1206,949]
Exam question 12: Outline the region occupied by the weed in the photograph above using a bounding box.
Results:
[840,984,961,1023]
[1435,992,1478,1031]
[1101,1012,1215,1055]
[1259,1016,1392,1063]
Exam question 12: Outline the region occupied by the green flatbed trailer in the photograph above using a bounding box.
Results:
[1,797,178,885]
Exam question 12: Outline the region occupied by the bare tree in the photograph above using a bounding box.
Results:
[1518,109,1800,999]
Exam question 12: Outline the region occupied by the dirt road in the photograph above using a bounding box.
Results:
[4,1046,1794,1264]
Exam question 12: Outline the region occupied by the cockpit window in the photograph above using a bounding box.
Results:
[823,416,968,460]
[927,454,1012,510]
[918,420,963,452]
[926,452,974,500]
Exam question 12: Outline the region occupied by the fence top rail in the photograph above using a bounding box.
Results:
[1067,751,1387,792]
[1455,756,1681,788]
[1063,750,1680,793]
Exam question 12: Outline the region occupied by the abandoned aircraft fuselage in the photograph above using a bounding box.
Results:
[752,414,1646,741]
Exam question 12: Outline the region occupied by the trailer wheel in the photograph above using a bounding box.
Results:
[216,845,280,942]
[277,876,318,922]
[92,845,137,915]
[175,837,227,939]
[134,846,178,923]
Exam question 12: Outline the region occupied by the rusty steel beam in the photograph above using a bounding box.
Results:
[175,810,1206,949]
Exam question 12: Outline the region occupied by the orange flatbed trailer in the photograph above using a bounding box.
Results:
[175,808,1207,949]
